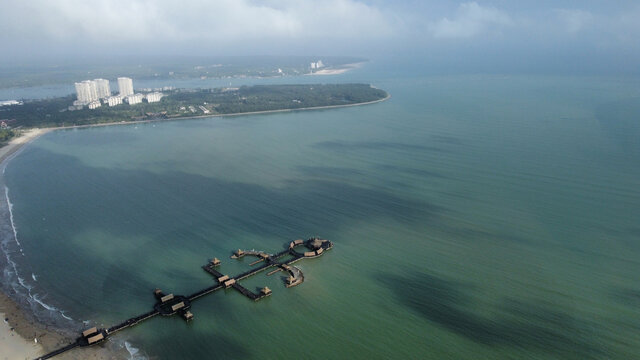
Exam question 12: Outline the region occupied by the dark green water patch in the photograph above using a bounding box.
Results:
[380,271,603,359]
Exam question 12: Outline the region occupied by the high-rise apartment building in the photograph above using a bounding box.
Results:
[94,79,111,98]
[75,80,98,103]
[118,77,134,96]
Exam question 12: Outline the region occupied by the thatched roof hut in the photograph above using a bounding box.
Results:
[160,294,174,303]
[211,258,221,266]
[82,327,98,338]
[308,238,325,250]
[171,302,185,311]
[218,275,230,283]
[261,287,272,295]
[87,333,104,345]
[224,279,236,288]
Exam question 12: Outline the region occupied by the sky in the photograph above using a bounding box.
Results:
[2,0,640,74]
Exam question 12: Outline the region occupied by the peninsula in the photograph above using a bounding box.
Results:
[0,83,388,131]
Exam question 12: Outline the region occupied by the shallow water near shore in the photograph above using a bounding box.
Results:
[2,67,640,359]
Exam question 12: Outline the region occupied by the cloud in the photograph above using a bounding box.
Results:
[430,2,513,39]
[0,0,395,44]
[555,9,593,34]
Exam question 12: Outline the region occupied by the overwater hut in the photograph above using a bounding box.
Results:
[315,248,324,256]
[293,239,304,246]
[308,238,325,250]
[87,333,104,345]
[82,327,98,338]
[234,249,244,257]
[261,287,272,295]
[211,258,221,266]
[304,251,316,257]
[182,311,194,321]
[259,253,269,259]
[287,276,295,285]
[160,294,174,303]
[171,302,185,312]
[224,279,236,288]
[154,289,163,296]
[218,275,229,283]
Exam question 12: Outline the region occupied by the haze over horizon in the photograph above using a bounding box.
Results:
[2,0,640,75]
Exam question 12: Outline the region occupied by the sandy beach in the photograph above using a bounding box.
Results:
[308,62,364,75]
[0,129,51,166]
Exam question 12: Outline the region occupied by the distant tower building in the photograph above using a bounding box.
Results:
[75,80,98,103]
[93,79,111,99]
[85,80,98,101]
[118,77,134,97]
[75,82,91,103]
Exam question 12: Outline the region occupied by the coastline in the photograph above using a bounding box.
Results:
[0,128,52,166]
[306,62,365,76]
[51,92,391,132]
[0,93,389,359]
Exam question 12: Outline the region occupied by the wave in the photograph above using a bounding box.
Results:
[125,341,149,360]
[5,186,20,247]
[1,184,75,324]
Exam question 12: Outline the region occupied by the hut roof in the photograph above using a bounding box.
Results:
[171,302,185,311]
[308,238,324,249]
[82,327,98,337]
[160,294,174,303]
[87,333,104,344]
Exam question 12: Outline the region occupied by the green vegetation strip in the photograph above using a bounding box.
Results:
[1,84,388,128]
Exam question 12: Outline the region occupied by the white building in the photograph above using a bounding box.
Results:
[93,79,111,99]
[75,81,95,103]
[106,96,123,107]
[146,92,163,103]
[88,100,101,110]
[125,93,144,105]
[310,60,324,70]
[118,77,134,97]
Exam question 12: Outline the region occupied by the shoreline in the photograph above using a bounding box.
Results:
[306,62,365,76]
[0,92,389,359]
[51,92,390,132]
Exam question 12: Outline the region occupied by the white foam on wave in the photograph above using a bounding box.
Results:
[125,341,148,360]
[5,186,20,247]
[2,185,75,322]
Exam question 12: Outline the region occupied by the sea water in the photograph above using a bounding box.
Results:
[2,65,640,359]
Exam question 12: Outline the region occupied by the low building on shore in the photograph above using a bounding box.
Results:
[88,100,101,110]
[107,96,123,107]
[125,93,144,105]
[146,92,163,103]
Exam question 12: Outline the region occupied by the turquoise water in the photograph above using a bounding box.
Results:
[2,69,640,359]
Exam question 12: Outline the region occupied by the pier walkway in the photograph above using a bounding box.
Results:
[36,237,332,360]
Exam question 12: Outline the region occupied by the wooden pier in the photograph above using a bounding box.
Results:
[36,237,333,360]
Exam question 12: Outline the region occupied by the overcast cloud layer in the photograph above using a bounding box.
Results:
[2,0,640,73]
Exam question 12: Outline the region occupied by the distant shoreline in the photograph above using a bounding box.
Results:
[0,91,390,158]
[306,62,365,76]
